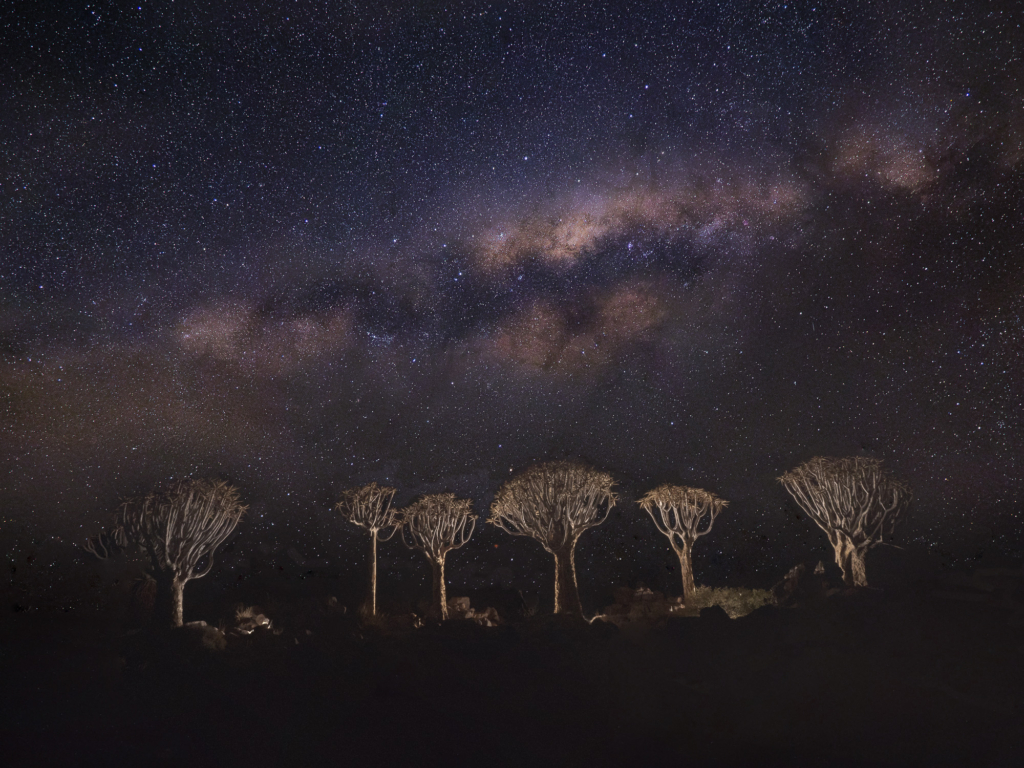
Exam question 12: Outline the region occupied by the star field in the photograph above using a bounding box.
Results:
[1,1,1022,598]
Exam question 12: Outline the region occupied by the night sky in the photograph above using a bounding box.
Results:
[2,1,1022,600]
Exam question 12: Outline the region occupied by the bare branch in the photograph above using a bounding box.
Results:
[489,460,617,554]
[638,484,727,600]
[779,456,911,587]
[638,485,728,550]
[115,478,247,626]
[82,526,127,560]
[399,493,477,563]
[490,460,616,615]
[398,493,476,620]
[335,482,398,538]
[334,483,399,619]
[120,479,246,583]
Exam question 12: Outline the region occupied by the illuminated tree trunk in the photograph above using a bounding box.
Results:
[779,457,910,590]
[431,558,448,620]
[835,535,869,587]
[336,483,398,619]
[171,578,185,627]
[86,479,246,631]
[675,540,696,603]
[154,575,186,627]
[553,546,583,616]
[365,531,379,617]
[400,493,475,622]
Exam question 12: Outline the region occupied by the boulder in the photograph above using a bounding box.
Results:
[181,621,227,651]
[465,606,500,627]
[446,596,501,626]
[771,562,835,607]
[447,596,472,614]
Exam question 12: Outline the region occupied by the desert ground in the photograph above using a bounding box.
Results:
[2,561,1022,767]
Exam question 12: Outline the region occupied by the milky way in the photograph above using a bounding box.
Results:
[1,1,1022,589]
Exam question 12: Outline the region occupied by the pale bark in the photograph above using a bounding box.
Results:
[399,494,475,622]
[170,578,185,627]
[100,479,246,629]
[335,483,398,619]
[431,558,448,620]
[675,541,696,603]
[154,574,186,627]
[834,535,868,587]
[366,532,379,617]
[779,457,910,589]
[490,461,616,617]
[639,485,726,603]
[553,546,583,616]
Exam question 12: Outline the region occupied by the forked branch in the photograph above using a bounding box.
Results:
[779,456,911,587]
[87,478,247,626]
[638,484,727,601]
[335,482,399,617]
[399,493,476,620]
[335,482,399,539]
[490,460,616,615]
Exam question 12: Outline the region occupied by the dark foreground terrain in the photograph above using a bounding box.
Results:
[2,573,1023,768]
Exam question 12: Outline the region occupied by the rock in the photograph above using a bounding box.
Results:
[465,606,501,627]
[447,596,472,614]
[771,563,804,604]
[771,562,833,607]
[180,621,227,651]
[234,605,273,635]
[446,596,501,626]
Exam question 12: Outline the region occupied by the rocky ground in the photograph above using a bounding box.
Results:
[2,568,1023,767]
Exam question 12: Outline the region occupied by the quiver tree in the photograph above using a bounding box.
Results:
[490,461,617,616]
[779,456,911,587]
[638,485,727,603]
[334,482,398,617]
[399,493,476,620]
[85,479,246,627]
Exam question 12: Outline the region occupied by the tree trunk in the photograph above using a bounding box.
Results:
[676,541,696,603]
[365,531,379,617]
[152,574,186,628]
[171,577,185,627]
[431,557,448,620]
[552,545,583,616]
[834,536,869,587]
